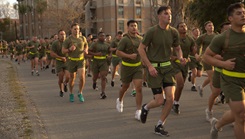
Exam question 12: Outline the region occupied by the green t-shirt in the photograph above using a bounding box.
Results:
[8,43,14,51]
[142,25,180,63]
[209,29,245,72]
[110,38,120,55]
[15,43,23,52]
[62,36,88,58]
[196,33,217,55]
[89,41,110,57]
[117,34,142,63]
[52,40,66,57]
[173,35,195,58]
[28,41,40,53]
[39,43,46,54]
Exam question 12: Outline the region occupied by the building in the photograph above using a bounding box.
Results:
[17,0,166,39]
[85,0,166,37]
[17,0,89,40]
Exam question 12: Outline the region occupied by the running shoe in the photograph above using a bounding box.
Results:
[154,124,169,137]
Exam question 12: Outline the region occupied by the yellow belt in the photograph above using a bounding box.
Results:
[68,56,84,61]
[56,58,63,61]
[46,50,51,53]
[94,56,106,59]
[122,61,141,67]
[151,61,171,67]
[112,54,117,57]
[175,59,189,63]
[29,52,36,55]
[214,67,222,73]
[222,69,245,78]
[189,55,195,58]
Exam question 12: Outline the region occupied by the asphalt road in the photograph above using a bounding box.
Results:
[10,59,234,139]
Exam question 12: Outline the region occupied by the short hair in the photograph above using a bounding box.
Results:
[176,22,185,29]
[127,20,138,26]
[71,23,79,28]
[87,34,92,37]
[157,6,171,15]
[204,21,213,27]
[227,2,244,16]
[117,31,123,35]
[58,29,65,34]
[220,22,231,29]
[192,27,199,32]
[98,31,105,36]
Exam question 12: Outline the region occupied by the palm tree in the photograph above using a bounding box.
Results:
[14,1,27,39]
[35,0,47,37]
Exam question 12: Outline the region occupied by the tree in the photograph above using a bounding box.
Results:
[14,2,28,39]
[149,0,190,27]
[187,0,243,32]
[35,0,48,37]
[43,0,88,34]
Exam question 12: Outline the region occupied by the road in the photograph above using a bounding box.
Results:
[8,59,234,139]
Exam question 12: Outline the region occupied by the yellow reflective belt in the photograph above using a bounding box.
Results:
[175,59,189,63]
[151,61,171,67]
[29,52,36,55]
[222,69,245,78]
[122,61,141,67]
[214,67,222,73]
[68,56,84,61]
[46,50,51,53]
[94,56,106,59]
[56,58,62,61]
[189,55,195,58]
[112,54,117,57]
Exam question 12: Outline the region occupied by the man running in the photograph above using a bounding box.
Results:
[62,23,88,102]
[88,32,111,99]
[138,6,186,136]
[26,36,40,76]
[115,20,143,121]
[172,22,195,114]
[51,30,70,97]
[203,3,245,139]
[110,31,123,87]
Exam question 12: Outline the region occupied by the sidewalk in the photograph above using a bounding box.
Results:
[9,59,234,139]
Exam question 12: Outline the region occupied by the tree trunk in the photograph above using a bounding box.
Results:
[169,0,187,27]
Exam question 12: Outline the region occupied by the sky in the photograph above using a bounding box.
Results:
[4,0,17,5]
[0,0,18,18]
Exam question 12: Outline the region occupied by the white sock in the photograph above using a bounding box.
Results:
[144,105,149,110]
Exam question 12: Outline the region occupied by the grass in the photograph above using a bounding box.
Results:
[6,61,33,138]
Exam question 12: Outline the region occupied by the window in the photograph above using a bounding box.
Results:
[118,6,124,17]
[118,0,123,4]
[136,7,141,18]
[119,20,124,32]
[136,0,141,5]
[137,21,142,32]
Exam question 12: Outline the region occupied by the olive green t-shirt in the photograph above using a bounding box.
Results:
[89,41,110,57]
[173,35,195,58]
[8,44,14,51]
[28,41,40,53]
[110,38,120,55]
[39,43,46,54]
[196,33,217,55]
[62,36,88,58]
[15,43,23,52]
[117,34,143,63]
[51,40,66,57]
[142,25,180,62]
[209,29,245,73]
[2,43,8,49]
